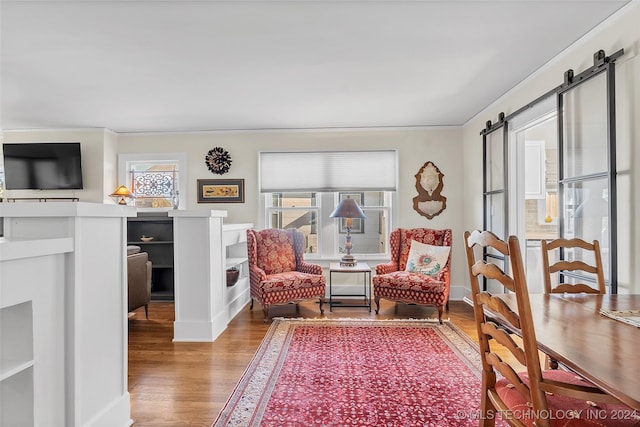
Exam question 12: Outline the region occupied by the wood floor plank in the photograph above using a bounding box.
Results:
[128,300,482,426]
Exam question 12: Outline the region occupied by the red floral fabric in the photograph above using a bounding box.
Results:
[496,369,640,426]
[398,228,451,271]
[260,271,326,292]
[253,228,296,274]
[373,228,452,320]
[247,228,326,311]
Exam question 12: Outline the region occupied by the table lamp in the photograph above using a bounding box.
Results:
[330,197,367,266]
[110,185,133,205]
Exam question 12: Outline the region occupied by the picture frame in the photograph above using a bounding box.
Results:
[197,179,245,203]
[338,192,364,233]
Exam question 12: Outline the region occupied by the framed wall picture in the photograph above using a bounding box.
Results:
[338,192,364,233]
[197,179,245,203]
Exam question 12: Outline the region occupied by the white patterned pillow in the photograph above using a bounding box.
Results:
[404,240,451,277]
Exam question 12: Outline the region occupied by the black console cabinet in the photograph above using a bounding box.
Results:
[127,212,174,300]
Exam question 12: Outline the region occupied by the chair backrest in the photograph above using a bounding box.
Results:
[541,237,606,294]
[391,228,452,271]
[464,230,550,425]
[246,228,305,274]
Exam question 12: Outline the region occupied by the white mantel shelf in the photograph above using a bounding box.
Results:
[168,209,227,218]
[0,201,136,218]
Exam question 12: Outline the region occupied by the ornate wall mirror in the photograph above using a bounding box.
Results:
[413,161,447,219]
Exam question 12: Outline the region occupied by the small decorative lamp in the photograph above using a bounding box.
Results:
[110,185,133,205]
[330,197,367,267]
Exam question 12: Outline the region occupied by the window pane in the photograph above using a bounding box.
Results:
[485,192,505,241]
[362,191,385,206]
[562,178,609,278]
[486,132,504,192]
[562,73,608,178]
[271,192,317,207]
[342,208,387,255]
[130,163,178,208]
[270,209,318,253]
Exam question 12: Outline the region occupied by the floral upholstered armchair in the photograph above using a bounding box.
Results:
[373,228,452,323]
[247,228,326,322]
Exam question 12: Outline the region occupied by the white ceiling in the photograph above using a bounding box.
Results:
[0,0,632,133]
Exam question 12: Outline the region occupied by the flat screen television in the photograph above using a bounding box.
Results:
[2,142,84,190]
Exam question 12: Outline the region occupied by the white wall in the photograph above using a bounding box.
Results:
[1,128,115,203]
[103,129,120,203]
[118,127,470,298]
[462,1,640,293]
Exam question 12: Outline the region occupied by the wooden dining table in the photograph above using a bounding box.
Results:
[493,293,640,412]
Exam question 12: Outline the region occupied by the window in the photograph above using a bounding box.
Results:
[259,151,397,259]
[265,191,392,258]
[118,153,187,210]
[269,192,319,253]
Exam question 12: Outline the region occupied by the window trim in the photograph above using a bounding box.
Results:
[118,152,187,211]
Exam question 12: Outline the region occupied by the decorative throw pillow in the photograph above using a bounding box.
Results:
[404,240,451,277]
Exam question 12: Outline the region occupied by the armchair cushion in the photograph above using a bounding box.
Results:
[260,271,326,292]
[405,240,451,277]
[247,228,326,322]
[373,228,452,323]
[398,228,450,271]
[373,272,446,304]
[254,229,296,274]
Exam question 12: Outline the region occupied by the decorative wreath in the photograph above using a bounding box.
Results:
[205,147,232,175]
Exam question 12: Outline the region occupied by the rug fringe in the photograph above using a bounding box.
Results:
[272,317,451,323]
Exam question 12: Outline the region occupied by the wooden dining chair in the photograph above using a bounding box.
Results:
[464,230,635,427]
[541,237,606,369]
[541,237,606,295]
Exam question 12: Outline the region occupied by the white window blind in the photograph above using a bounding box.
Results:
[259,150,397,192]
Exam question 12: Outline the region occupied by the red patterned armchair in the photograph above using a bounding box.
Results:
[373,228,452,323]
[247,228,326,322]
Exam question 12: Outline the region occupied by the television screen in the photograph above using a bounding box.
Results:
[2,142,84,190]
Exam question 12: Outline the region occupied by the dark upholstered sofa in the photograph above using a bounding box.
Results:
[127,245,152,319]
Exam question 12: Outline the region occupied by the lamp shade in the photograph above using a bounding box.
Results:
[110,185,133,205]
[330,198,367,219]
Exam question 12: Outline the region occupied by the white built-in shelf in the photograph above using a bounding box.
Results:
[151,264,173,269]
[226,257,248,270]
[1,360,35,382]
[128,240,174,245]
[1,301,34,426]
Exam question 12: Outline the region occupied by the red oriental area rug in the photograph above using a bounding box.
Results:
[213,318,498,427]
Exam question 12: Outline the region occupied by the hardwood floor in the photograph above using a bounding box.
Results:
[128,299,481,426]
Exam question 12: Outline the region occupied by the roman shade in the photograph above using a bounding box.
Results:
[259,150,398,192]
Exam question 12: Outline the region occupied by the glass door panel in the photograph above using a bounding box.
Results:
[485,192,505,240]
[507,95,558,293]
[562,73,608,178]
[561,178,610,279]
[486,131,504,193]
